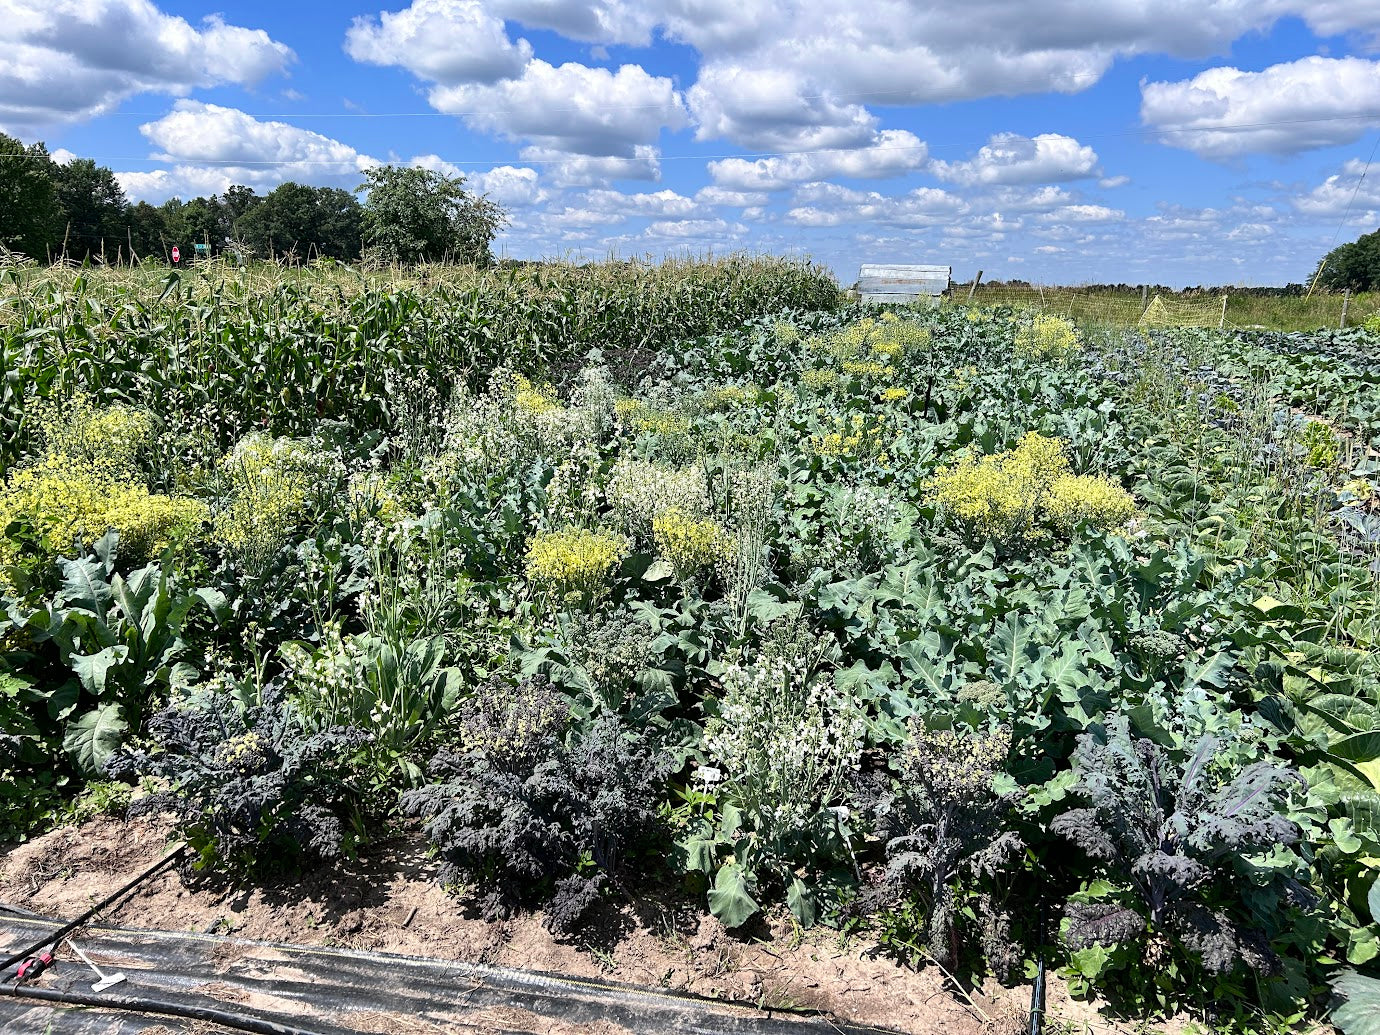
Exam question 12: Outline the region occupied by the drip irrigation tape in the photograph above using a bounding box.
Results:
[3,984,326,1035]
[1029,905,1047,1035]
[0,844,186,978]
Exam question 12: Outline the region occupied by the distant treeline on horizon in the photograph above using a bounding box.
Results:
[958,278,1323,296]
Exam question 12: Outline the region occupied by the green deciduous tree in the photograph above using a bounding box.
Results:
[0,132,61,260]
[1316,227,1380,291]
[52,158,130,262]
[126,201,169,260]
[235,182,364,261]
[357,165,506,265]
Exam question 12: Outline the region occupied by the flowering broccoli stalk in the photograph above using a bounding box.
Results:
[524,526,627,607]
[926,432,1133,545]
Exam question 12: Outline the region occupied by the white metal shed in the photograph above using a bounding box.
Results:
[857,264,951,305]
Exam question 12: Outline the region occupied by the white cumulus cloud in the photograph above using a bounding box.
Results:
[708,130,928,191]
[931,133,1100,186]
[1295,158,1380,222]
[1141,56,1380,158]
[0,0,293,131]
[117,103,377,203]
[431,60,687,157]
[345,0,531,84]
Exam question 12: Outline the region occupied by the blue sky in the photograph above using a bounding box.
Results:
[4,1,1380,286]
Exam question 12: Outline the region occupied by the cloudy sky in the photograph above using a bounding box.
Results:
[4,0,1380,285]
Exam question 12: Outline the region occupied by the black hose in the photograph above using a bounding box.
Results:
[4,983,327,1035]
[0,843,187,976]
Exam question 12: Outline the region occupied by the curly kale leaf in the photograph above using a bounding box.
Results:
[109,685,367,877]
[1051,717,1303,976]
[404,685,669,934]
[1064,901,1147,950]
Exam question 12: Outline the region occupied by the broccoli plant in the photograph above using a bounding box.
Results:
[108,684,367,877]
[403,676,669,936]
[1051,718,1308,977]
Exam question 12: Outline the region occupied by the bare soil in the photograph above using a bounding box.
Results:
[0,817,1161,1035]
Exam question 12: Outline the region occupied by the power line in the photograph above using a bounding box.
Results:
[75,71,1117,120]
[8,111,1380,172]
[1322,133,1380,251]
[1306,130,1380,296]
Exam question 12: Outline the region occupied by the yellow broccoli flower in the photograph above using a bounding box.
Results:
[1044,475,1136,535]
[525,526,627,604]
[652,507,729,584]
[1014,314,1080,358]
[0,456,204,581]
[926,432,1131,544]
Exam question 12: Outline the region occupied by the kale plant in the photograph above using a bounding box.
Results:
[107,684,367,877]
[870,722,1024,980]
[1051,718,1307,976]
[403,675,669,936]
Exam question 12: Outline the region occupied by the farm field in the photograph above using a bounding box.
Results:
[953,282,1380,334]
[3,259,1380,1034]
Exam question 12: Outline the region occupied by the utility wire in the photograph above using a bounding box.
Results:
[9,110,1380,171]
[1306,131,1379,297]
[81,70,1117,119]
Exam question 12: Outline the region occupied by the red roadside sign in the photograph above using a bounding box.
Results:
[171,246,180,263]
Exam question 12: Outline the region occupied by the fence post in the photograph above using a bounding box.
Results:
[1219,295,1228,329]
[1340,289,1351,329]
[1141,284,1147,310]
[967,270,983,302]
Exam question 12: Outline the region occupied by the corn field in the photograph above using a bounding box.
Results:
[0,255,839,469]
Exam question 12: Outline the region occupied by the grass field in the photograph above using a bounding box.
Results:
[950,282,1380,331]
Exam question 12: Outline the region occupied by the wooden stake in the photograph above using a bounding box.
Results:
[967,269,983,301]
[1341,288,1351,329]
[1219,294,1228,329]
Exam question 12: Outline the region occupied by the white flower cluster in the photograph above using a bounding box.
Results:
[440,385,524,477]
[717,462,777,625]
[701,650,865,837]
[606,459,710,542]
[283,621,374,726]
[542,442,605,531]
[439,370,571,475]
[795,484,908,577]
[567,364,619,442]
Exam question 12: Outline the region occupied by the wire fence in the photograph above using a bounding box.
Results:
[949,283,1377,333]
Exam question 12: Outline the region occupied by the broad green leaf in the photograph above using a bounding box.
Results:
[989,612,1040,683]
[194,587,230,624]
[643,559,674,582]
[746,588,800,623]
[1346,925,1379,967]
[59,556,112,617]
[1332,970,1380,1035]
[677,836,718,874]
[71,645,128,695]
[1183,650,1235,689]
[1334,730,1380,764]
[63,703,129,775]
[707,863,758,929]
[786,878,818,928]
[1332,817,1365,855]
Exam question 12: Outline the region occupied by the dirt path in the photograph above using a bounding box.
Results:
[0,817,1153,1035]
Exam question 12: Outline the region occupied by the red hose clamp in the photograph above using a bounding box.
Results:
[16,950,55,983]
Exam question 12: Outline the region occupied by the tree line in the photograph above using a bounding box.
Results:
[1315,226,1380,292]
[0,132,507,266]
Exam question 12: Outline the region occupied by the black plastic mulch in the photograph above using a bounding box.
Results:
[0,916,904,1034]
